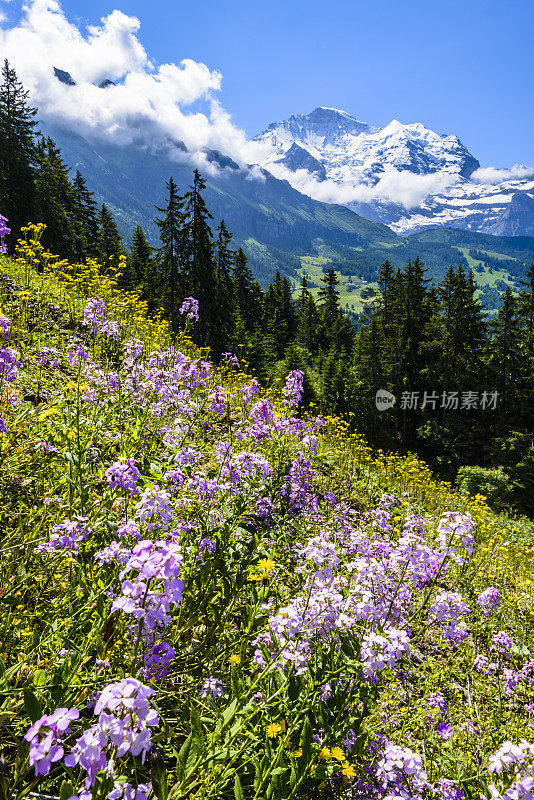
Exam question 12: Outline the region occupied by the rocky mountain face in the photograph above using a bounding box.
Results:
[254,108,534,236]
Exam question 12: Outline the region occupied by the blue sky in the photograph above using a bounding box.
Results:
[1,0,533,167]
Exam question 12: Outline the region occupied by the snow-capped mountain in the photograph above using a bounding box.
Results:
[253,108,534,236]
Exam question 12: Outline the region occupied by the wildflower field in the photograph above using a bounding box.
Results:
[1,220,534,800]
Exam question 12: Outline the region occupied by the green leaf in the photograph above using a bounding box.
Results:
[190,705,205,754]
[59,781,74,800]
[150,748,168,800]
[233,775,244,800]
[175,732,193,782]
[0,596,21,606]
[23,688,43,723]
[300,715,312,764]
[32,669,47,687]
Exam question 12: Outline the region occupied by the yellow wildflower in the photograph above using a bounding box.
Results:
[258,558,275,573]
[266,723,282,738]
[319,747,331,760]
[229,654,241,666]
[331,747,345,762]
[342,762,356,780]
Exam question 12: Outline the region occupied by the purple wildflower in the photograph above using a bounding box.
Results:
[179,297,199,321]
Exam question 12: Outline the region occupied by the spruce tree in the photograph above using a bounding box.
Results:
[318,267,341,316]
[34,137,85,261]
[73,171,99,256]
[154,177,184,328]
[232,248,258,331]
[213,220,235,356]
[97,204,123,274]
[489,287,522,417]
[180,170,216,347]
[128,224,153,299]
[0,59,38,240]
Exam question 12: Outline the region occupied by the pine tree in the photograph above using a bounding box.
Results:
[73,171,99,256]
[97,204,124,274]
[213,220,235,356]
[128,224,153,296]
[180,170,216,347]
[154,177,184,328]
[489,287,523,416]
[34,137,85,261]
[0,59,38,240]
[232,248,258,331]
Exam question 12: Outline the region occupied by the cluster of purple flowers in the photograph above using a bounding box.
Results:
[0,214,10,253]
[0,342,21,384]
[427,691,448,715]
[428,591,470,645]
[0,316,11,339]
[209,385,226,414]
[135,486,172,531]
[179,296,199,321]
[101,539,183,678]
[376,742,429,800]
[242,378,260,403]
[124,338,143,362]
[38,516,91,553]
[200,676,225,699]
[82,296,106,333]
[25,707,79,775]
[62,679,158,792]
[37,346,61,368]
[282,369,304,406]
[105,458,141,498]
[68,343,89,367]
[476,586,501,615]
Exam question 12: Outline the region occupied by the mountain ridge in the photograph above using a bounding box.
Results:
[254,107,534,237]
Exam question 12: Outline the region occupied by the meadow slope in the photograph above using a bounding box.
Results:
[0,240,533,800]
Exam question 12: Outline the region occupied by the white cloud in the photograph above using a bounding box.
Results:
[470,164,534,185]
[265,161,458,210]
[0,0,258,165]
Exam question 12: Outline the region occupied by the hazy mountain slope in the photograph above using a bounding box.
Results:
[40,122,534,294]
[41,122,398,283]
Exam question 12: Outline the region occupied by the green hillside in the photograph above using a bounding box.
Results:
[1,251,534,799]
[42,124,534,296]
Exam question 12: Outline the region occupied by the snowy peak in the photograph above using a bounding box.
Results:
[258,107,376,157]
[255,107,480,183]
[253,106,534,237]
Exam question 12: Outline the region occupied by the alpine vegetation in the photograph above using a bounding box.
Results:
[0,215,533,800]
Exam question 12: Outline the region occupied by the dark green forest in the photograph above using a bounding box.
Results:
[1,59,533,515]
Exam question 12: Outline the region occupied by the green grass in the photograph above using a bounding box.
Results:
[295,256,379,314]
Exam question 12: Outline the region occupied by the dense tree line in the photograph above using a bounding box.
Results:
[2,60,534,513]
[0,59,124,266]
[349,260,534,513]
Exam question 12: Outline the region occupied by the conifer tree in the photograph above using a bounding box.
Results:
[0,59,38,241]
[264,271,297,359]
[180,170,216,346]
[296,274,310,317]
[128,224,153,299]
[97,204,124,275]
[232,248,258,331]
[73,171,99,256]
[296,293,319,352]
[34,137,85,261]
[318,267,341,316]
[489,287,522,416]
[213,220,235,356]
[154,177,184,328]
